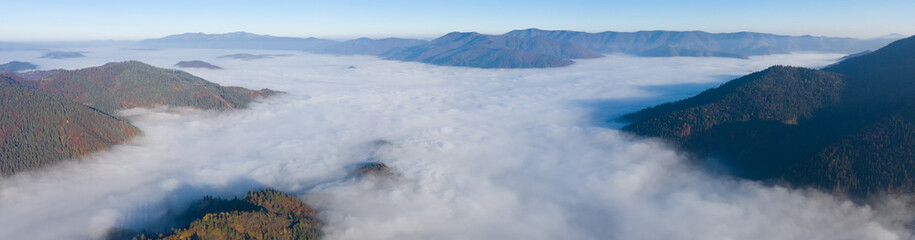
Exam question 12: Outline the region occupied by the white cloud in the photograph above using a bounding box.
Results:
[2,49,907,240]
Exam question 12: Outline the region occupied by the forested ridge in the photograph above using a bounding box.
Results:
[117,189,320,240]
[0,73,140,176]
[622,35,915,196]
[16,61,278,113]
[1,61,279,176]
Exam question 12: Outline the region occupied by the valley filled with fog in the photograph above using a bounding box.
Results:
[1,49,911,239]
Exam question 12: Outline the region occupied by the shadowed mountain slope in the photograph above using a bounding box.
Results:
[622,35,915,196]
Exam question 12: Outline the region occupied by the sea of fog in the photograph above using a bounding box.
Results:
[1,48,912,240]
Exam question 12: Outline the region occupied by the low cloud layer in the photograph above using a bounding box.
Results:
[1,49,911,239]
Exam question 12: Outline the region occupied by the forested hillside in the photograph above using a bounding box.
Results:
[15,61,278,113]
[123,189,320,240]
[1,73,140,176]
[622,35,915,196]
[2,61,280,177]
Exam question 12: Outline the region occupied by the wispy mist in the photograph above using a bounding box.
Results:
[2,49,908,240]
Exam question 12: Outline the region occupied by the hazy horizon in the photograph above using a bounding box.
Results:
[2,29,910,44]
[2,0,914,41]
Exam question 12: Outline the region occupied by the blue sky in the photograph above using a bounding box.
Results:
[1,0,912,41]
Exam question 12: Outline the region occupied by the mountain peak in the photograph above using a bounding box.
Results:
[102,60,149,67]
[441,31,482,38]
[506,28,548,34]
[431,32,486,44]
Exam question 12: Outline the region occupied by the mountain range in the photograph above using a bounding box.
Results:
[622,35,915,196]
[505,28,897,59]
[1,61,278,177]
[138,32,338,52]
[136,30,902,68]
[381,32,603,68]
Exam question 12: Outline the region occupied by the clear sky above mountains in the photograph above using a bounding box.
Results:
[1,0,912,41]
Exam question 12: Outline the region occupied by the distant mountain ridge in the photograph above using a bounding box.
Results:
[175,60,222,69]
[219,53,294,60]
[40,51,85,59]
[322,37,428,55]
[505,28,898,58]
[139,31,338,51]
[382,32,603,68]
[622,35,915,196]
[139,30,901,68]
